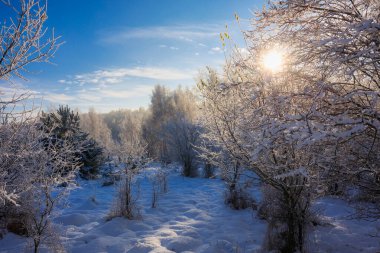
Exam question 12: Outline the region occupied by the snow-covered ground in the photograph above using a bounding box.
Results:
[0,166,379,253]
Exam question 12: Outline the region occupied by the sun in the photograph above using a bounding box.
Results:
[262,50,284,73]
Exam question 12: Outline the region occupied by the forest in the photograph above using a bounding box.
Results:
[0,0,379,252]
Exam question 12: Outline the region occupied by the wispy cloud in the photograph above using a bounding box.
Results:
[59,67,194,87]
[77,92,103,102]
[209,46,223,54]
[99,85,153,99]
[99,24,220,44]
[41,84,154,108]
[43,92,76,103]
[0,85,40,101]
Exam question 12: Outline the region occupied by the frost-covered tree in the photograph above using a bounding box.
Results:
[0,106,41,206]
[143,85,175,162]
[197,68,254,208]
[0,104,79,252]
[103,108,147,147]
[0,1,76,252]
[40,105,81,138]
[0,0,60,206]
[199,53,319,253]
[199,0,380,251]
[250,0,380,219]
[0,0,60,81]
[80,107,113,151]
[165,88,200,177]
[143,86,201,175]
[23,125,78,253]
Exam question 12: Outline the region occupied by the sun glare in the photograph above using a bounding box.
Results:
[262,50,284,73]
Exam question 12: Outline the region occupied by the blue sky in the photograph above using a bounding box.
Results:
[1,0,264,112]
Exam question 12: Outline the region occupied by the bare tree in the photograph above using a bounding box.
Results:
[0,0,60,81]
[0,0,61,204]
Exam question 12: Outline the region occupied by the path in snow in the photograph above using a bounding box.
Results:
[57,173,266,253]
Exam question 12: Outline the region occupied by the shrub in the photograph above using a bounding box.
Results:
[259,184,314,253]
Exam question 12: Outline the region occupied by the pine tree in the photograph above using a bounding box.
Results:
[40,105,103,178]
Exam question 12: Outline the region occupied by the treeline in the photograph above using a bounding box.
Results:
[80,85,202,177]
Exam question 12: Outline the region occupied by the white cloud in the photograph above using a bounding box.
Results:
[212,47,222,52]
[0,85,40,101]
[208,46,224,55]
[99,24,220,44]
[158,45,180,50]
[43,93,76,103]
[58,79,73,85]
[100,85,153,99]
[40,81,156,108]
[77,93,102,102]
[61,67,194,87]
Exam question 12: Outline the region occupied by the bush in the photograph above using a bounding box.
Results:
[182,159,198,178]
[225,186,255,210]
[79,138,104,179]
[1,204,29,236]
[148,168,169,208]
[258,184,314,253]
[108,173,141,220]
[203,163,215,178]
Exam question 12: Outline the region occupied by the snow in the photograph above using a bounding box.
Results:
[309,197,380,253]
[0,166,378,252]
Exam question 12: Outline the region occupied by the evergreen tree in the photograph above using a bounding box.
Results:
[40,105,103,178]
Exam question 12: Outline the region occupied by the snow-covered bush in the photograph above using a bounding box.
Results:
[165,115,200,178]
[203,163,215,179]
[0,107,79,252]
[109,172,141,220]
[109,125,148,219]
[220,158,254,210]
[149,173,160,208]
[148,168,169,208]
[157,168,169,194]
[258,184,315,252]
